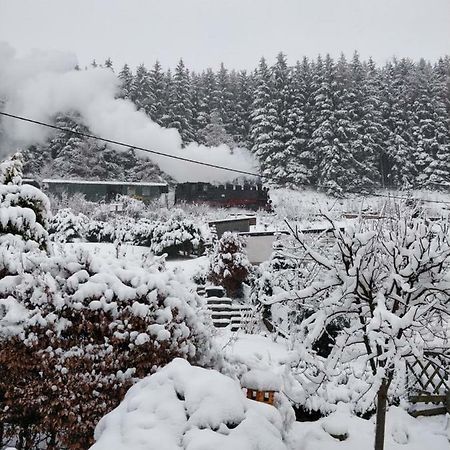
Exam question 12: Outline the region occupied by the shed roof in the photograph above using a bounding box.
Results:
[42,179,168,187]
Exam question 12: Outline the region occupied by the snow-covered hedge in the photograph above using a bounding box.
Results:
[0,249,217,449]
[91,358,290,450]
[51,209,207,258]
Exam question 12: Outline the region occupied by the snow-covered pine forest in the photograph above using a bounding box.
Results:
[83,53,450,193]
[13,53,450,194]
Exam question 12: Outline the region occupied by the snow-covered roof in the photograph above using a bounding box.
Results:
[42,179,168,187]
[241,369,282,391]
[209,216,256,225]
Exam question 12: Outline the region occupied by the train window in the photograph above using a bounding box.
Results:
[233,185,236,190]
[128,186,136,195]
[142,187,151,195]
[203,185,208,192]
[191,184,197,192]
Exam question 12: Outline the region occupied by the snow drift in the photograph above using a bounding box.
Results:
[91,358,289,450]
[0,42,258,183]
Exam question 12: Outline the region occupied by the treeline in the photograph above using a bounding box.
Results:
[91,53,450,194]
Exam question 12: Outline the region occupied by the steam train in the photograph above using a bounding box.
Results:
[24,179,272,211]
[174,182,271,211]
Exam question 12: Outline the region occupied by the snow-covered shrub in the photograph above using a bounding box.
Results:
[0,152,51,255]
[209,232,252,298]
[85,219,115,243]
[0,249,216,449]
[131,218,155,247]
[115,194,145,219]
[91,358,290,450]
[150,217,206,257]
[48,208,88,242]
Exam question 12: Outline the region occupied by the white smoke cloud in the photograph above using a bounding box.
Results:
[0,42,258,183]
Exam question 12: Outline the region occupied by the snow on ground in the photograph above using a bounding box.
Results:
[288,405,449,450]
[91,358,289,450]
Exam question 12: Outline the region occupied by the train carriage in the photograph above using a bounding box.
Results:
[174,182,271,211]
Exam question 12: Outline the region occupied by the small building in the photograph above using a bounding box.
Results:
[239,231,289,265]
[42,179,169,203]
[208,216,257,238]
[241,369,281,406]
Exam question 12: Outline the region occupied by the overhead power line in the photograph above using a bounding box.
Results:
[0,111,262,179]
[2,110,450,207]
[367,192,450,206]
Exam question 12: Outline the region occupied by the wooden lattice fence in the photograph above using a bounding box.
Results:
[406,353,450,417]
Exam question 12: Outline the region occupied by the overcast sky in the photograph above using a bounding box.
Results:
[0,0,449,71]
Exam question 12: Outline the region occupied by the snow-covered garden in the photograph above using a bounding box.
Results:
[0,153,449,450]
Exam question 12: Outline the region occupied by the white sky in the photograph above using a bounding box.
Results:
[0,0,449,71]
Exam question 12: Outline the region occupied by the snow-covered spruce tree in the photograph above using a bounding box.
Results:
[268,52,296,185]
[163,59,194,145]
[410,59,450,188]
[213,63,233,136]
[147,61,168,126]
[209,232,252,298]
[250,58,279,181]
[230,70,253,148]
[277,216,450,450]
[117,63,134,100]
[199,110,236,148]
[130,63,151,114]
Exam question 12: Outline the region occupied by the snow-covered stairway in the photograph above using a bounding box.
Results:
[202,286,252,331]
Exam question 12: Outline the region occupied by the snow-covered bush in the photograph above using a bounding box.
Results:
[115,194,145,219]
[0,249,216,449]
[131,218,155,247]
[150,217,206,257]
[48,208,88,242]
[91,358,290,450]
[209,232,252,298]
[85,219,116,243]
[0,152,51,258]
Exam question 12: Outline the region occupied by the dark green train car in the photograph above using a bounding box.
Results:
[43,179,169,203]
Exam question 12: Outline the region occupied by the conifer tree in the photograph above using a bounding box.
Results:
[269,52,295,184]
[214,63,233,134]
[117,64,134,100]
[147,61,167,125]
[411,59,450,187]
[104,58,114,71]
[230,70,253,148]
[250,58,279,179]
[130,63,151,114]
[164,59,194,145]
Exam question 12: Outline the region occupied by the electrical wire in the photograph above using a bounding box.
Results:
[0,111,263,179]
[2,110,450,206]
